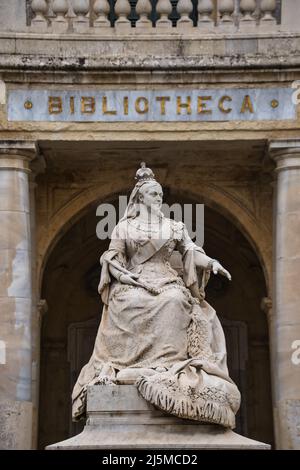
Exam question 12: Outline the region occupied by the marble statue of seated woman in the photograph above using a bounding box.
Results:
[72,163,241,428]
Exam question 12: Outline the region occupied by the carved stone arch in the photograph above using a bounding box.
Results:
[38,175,274,448]
[167,183,272,294]
[37,181,130,293]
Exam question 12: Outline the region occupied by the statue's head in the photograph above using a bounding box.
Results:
[135,163,163,215]
[121,163,163,220]
[138,181,163,214]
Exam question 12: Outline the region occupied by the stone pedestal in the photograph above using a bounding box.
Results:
[47,385,270,449]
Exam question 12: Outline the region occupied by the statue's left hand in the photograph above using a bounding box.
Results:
[212,260,232,281]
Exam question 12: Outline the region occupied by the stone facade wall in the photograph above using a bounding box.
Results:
[1,0,300,450]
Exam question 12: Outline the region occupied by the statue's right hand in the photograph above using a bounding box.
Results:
[119,273,141,286]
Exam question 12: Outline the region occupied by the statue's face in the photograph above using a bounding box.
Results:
[139,183,163,214]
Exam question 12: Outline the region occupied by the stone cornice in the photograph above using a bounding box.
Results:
[1,33,300,73]
[1,31,300,41]
[1,54,300,73]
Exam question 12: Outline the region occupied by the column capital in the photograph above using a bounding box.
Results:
[269,139,300,171]
[0,141,38,172]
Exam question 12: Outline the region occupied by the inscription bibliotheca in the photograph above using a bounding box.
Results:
[7,88,296,122]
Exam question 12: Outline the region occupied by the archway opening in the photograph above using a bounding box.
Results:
[38,190,274,449]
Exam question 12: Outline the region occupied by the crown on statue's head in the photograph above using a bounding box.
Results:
[135,162,156,182]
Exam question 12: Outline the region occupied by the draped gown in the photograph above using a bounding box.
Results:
[72,216,241,428]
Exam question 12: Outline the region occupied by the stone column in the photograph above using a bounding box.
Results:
[29,155,46,449]
[269,140,300,450]
[0,141,37,449]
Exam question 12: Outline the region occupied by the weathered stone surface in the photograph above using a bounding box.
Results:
[281,0,300,32]
[0,399,32,450]
[7,87,296,123]
[0,297,32,400]
[0,250,32,298]
[0,170,29,212]
[47,423,271,449]
[47,386,270,449]
[0,211,30,251]
[270,141,300,450]
[0,145,36,450]
[87,384,155,413]
[1,33,300,72]
[0,1,27,33]
[280,399,300,449]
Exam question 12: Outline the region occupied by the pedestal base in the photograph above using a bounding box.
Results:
[47,385,270,450]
